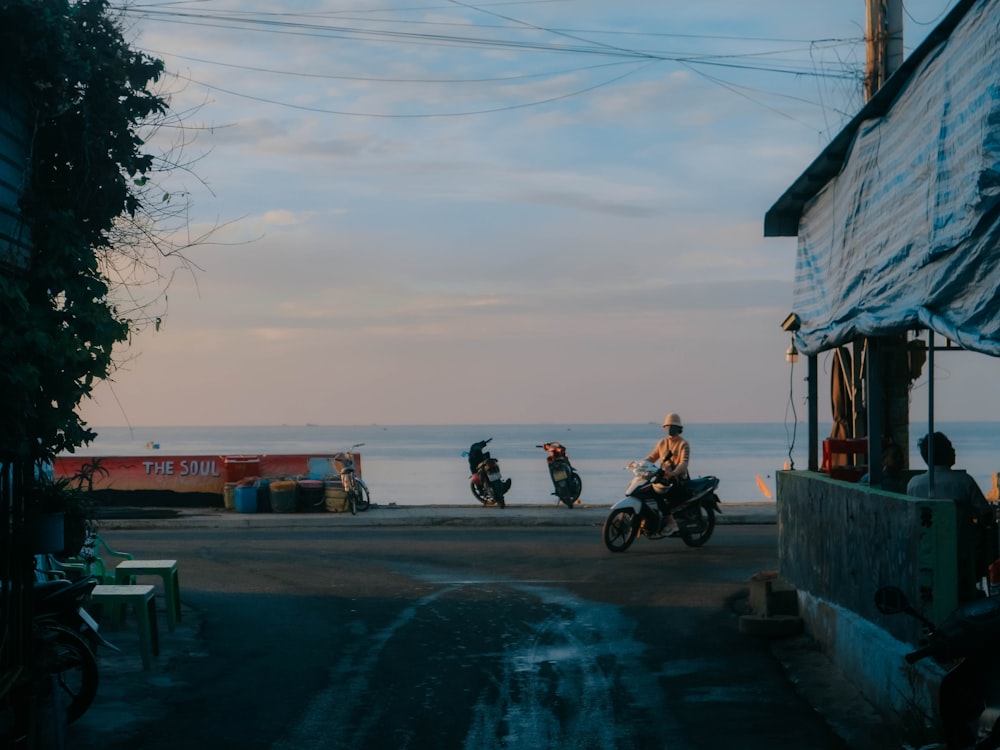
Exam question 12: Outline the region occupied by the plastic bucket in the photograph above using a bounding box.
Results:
[256,479,272,513]
[223,482,237,511]
[297,479,325,511]
[325,481,348,513]
[235,484,257,513]
[270,480,298,513]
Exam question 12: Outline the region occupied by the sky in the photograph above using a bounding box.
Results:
[77,0,998,428]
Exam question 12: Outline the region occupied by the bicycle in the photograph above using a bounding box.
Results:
[334,443,370,515]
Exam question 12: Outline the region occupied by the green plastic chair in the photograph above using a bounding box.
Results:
[60,530,135,583]
[34,554,68,581]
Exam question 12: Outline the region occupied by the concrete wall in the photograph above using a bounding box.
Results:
[776,470,958,730]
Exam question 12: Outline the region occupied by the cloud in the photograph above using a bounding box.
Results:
[81,2,964,428]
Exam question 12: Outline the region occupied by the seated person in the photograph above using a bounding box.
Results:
[907,431,996,601]
[859,441,905,493]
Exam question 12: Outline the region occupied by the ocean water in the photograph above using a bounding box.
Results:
[64,422,1000,506]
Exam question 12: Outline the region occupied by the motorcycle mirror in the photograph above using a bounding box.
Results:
[874,586,910,615]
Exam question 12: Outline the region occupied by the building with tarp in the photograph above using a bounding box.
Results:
[764,0,1000,736]
[767,0,1000,357]
[768,0,1000,463]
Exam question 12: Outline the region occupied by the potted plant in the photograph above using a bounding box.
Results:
[30,476,97,557]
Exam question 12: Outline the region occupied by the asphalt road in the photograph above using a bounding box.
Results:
[66,522,861,749]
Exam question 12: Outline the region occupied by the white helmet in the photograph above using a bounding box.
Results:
[662,413,683,428]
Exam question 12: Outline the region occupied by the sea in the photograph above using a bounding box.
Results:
[62,422,1000,507]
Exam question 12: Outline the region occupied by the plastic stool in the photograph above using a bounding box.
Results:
[114,559,181,632]
[91,584,159,670]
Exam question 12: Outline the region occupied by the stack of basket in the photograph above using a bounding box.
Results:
[324,480,349,512]
[269,480,298,513]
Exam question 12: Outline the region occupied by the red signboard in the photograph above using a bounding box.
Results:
[53,453,362,494]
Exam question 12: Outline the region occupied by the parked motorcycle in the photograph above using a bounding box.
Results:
[333,443,370,515]
[602,460,721,551]
[32,574,118,725]
[875,585,1000,749]
[464,438,510,508]
[537,442,582,508]
[0,580,105,745]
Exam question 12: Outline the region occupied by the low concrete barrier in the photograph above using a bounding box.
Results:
[776,470,959,732]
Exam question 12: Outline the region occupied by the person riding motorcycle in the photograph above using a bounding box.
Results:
[644,413,690,535]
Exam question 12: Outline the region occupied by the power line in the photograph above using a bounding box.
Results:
[902,0,955,27]
[149,40,858,87]
[120,0,861,46]
[119,2,869,124]
[121,4,859,72]
[148,49,643,84]
[170,59,660,118]
[124,6,659,57]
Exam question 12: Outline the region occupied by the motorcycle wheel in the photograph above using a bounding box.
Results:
[603,508,638,552]
[564,472,582,506]
[354,480,371,512]
[38,623,99,724]
[491,480,506,509]
[676,500,716,548]
[470,480,493,505]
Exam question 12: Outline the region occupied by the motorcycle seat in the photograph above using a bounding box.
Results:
[687,476,717,494]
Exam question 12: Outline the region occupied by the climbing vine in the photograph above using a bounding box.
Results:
[0,0,167,461]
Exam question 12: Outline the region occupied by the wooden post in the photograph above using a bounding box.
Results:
[865,0,910,473]
[866,0,904,99]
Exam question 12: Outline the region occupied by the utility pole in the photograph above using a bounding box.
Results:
[865,0,904,99]
[863,0,909,484]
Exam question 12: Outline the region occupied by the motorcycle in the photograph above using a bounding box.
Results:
[602,460,721,551]
[35,579,109,724]
[16,573,119,729]
[464,438,510,508]
[333,443,370,515]
[875,585,1000,749]
[537,442,582,508]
